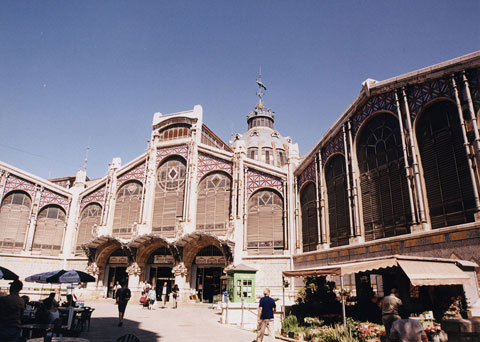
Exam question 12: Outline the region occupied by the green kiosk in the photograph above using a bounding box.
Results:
[226,263,257,303]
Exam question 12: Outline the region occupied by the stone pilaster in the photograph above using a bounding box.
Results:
[24,185,42,252]
[62,170,86,257]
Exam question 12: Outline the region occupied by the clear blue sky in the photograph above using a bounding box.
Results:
[0,0,479,180]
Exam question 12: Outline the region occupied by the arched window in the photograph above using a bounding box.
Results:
[0,191,31,252]
[277,149,287,167]
[325,155,350,247]
[152,157,186,237]
[196,172,231,234]
[33,205,66,255]
[113,181,142,238]
[357,113,411,241]
[416,101,476,227]
[75,203,101,255]
[158,124,191,141]
[262,148,274,165]
[300,182,318,252]
[247,190,284,254]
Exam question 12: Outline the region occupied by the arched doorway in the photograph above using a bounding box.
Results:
[106,248,129,298]
[146,246,175,300]
[300,182,318,252]
[192,245,226,303]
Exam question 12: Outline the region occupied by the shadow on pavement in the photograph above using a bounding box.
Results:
[82,316,162,342]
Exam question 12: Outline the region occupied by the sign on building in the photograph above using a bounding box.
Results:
[196,256,226,265]
[109,256,128,264]
[153,255,174,264]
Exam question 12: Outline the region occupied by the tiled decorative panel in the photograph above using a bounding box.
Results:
[39,189,70,213]
[407,77,453,119]
[80,186,106,210]
[197,152,232,181]
[117,162,146,188]
[3,174,36,198]
[156,145,189,165]
[247,169,284,196]
[351,91,397,136]
[298,161,315,189]
[321,132,345,164]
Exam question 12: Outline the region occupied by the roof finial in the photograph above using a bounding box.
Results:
[82,145,90,172]
[256,67,267,106]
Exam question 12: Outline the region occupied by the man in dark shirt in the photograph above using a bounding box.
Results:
[256,288,276,342]
[115,280,131,327]
[0,280,25,342]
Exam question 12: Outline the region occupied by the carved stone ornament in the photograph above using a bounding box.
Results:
[126,262,142,276]
[85,263,100,276]
[172,262,188,277]
[226,220,235,240]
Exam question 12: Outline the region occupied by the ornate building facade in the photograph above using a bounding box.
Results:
[1,52,480,303]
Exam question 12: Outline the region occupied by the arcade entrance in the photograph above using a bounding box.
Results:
[147,247,174,301]
[192,245,226,303]
[106,248,129,298]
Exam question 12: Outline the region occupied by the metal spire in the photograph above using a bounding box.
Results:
[256,67,267,102]
[82,145,90,172]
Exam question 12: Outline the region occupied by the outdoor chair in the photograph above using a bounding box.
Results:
[117,333,141,342]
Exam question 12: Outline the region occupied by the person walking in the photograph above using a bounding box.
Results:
[148,286,157,310]
[0,279,25,342]
[113,281,120,299]
[382,288,403,342]
[389,307,427,342]
[256,288,276,342]
[161,282,168,308]
[115,280,131,327]
[171,284,179,309]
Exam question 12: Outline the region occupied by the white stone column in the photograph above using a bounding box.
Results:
[316,152,328,248]
[394,90,419,228]
[104,158,121,235]
[141,143,158,234]
[462,71,480,180]
[452,74,480,219]
[24,185,42,252]
[400,88,429,230]
[347,120,363,241]
[342,124,355,238]
[62,170,87,257]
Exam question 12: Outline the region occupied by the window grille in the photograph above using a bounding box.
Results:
[32,205,66,255]
[357,113,411,241]
[247,190,284,254]
[152,157,186,237]
[0,191,31,253]
[325,155,350,247]
[158,124,190,141]
[75,203,101,254]
[112,181,142,238]
[416,101,476,228]
[196,172,231,235]
[300,183,318,251]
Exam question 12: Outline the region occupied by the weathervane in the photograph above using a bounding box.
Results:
[256,67,267,102]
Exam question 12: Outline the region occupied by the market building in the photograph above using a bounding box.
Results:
[0,52,479,310]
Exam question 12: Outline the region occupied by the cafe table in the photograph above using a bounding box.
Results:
[58,307,85,329]
[27,338,90,342]
[20,323,54,339]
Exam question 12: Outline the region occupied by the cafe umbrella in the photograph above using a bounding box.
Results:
[0,266,19,280]
[25,269,95,284]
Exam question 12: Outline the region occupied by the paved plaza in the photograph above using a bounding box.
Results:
[81,300,263,342]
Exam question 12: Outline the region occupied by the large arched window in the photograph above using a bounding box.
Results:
[0,191,31,252]
[416,101,476,227]
[152,157,186,237]
[113,181,142,238]
[247,190,284,254]
[325,155,350,247]
[75,203,102,255]
[300,182,318,252]
[357,113,411,241]
[196,172,231,235]
[33,205,66,255]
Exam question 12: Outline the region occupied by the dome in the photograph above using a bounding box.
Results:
[232,80,292,168]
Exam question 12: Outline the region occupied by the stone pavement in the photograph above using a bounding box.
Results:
[81,299,263,342]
